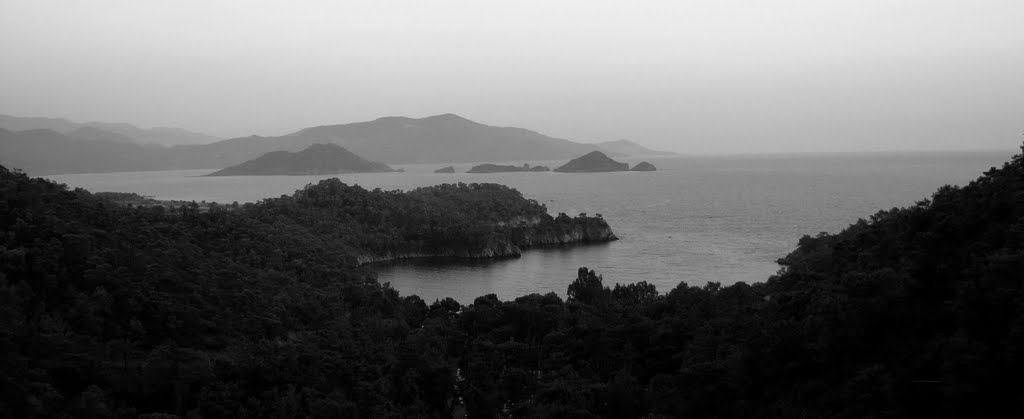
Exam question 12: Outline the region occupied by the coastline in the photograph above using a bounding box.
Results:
[356,221,618,266]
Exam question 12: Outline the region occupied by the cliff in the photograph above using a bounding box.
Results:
[554,151,630,172]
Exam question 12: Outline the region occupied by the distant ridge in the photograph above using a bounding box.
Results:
[206,143,395,176]
[161,113,623,170]
[0,128,166,174]
[0,113,637,174]
[596,139,677,156]
[0,114,221,146]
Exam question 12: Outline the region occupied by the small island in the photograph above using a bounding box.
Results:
[554,151,629,172]
[467,163,551,173]
[631,161,656,171]
[205,143,396,176]
[434,166,456,173]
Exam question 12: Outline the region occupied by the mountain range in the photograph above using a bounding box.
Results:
[0,128,167,174]
[595,139,676,156]
[0,114,222,146]
[0,113,674,174]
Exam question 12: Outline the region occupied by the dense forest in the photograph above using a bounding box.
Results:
[1,145,1023,417]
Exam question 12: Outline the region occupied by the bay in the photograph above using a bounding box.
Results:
[46,151,1012,303]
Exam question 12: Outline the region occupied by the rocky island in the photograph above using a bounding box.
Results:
[205,143,395,176]
[631,161,657,171]
[434,166,456,173]
[554,150,630,172]
[467,163,551,173]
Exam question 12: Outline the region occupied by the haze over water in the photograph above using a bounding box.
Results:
[48,151,1012,303]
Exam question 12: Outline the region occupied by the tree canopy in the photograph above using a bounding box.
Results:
[1,144,1022,417]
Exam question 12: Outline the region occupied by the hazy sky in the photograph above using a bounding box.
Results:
[1,0,1022,153]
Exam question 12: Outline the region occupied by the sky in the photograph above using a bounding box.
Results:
[1,0,1022,153]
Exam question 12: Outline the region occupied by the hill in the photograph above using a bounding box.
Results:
[66,126,139,144]
[0,128,167,174]
[631,161,657,171]
[467,163,551,173]
[596,139,677,156]
[0,114,622,173]
[174,113,612,169]
[206,143,395,176]
[0,114,81,133]
[554,150,630,172]
[0,144,1022,416]
[0,113,221,146]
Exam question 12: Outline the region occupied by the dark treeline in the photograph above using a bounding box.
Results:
[2,145,1023,417]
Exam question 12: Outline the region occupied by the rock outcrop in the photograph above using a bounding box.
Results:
[434,166,456,173]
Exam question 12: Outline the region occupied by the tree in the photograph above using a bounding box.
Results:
[567,267,609,305]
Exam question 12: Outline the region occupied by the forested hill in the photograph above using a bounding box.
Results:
[2,144,1023,417]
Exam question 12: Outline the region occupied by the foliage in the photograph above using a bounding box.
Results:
[1,144,1023,417]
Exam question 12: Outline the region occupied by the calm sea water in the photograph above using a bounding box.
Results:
[46,151,1012,304]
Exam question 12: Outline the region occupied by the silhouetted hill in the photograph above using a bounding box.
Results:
[0,113,221,146]
[596,139,677,156]
[0,114,81,133]
[86,121,221,146]
[172,114,612,169]
[554,150,630,172]
[467,163,551,173]
[0,128,166,174]
[66,126,138,144]
[631,161,656,171]
[207,143,395,176]
[0,114,621,173]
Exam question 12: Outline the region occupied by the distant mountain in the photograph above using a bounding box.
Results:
[596,139,676,156]
[85,122,221,146]
[206,143,394,176]
[0,128,167,174]
[182,114,611,167]
[0,115,81,133]
[0,114,221,146]
[66,126,138,144]
[554,151,630,172]
[0,113,632,174]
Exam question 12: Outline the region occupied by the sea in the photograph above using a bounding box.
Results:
[46,151,1013,304]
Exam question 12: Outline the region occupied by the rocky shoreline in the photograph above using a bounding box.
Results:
[357,218,617,266]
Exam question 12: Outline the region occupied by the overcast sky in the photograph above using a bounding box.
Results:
[1,0,1022,153]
